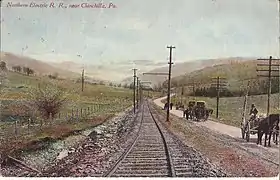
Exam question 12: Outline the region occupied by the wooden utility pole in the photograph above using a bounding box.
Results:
[166,46,175,122]
[180,86,184,104]
[132,68,138,114]
[278,0,280,111]
[136,77,139,109]
[192,80,195,99]
[211,77,227,118]
[216,77,220,119]
[139,82,143,105]
[241,80,251,127]
[257,56,280,116]
[81,68,85,92]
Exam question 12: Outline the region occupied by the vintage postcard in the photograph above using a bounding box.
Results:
[0,0,279,179]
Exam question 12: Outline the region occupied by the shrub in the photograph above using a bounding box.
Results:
[27,82,69,120]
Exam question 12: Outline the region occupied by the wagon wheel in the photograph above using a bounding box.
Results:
[245,122,250,142]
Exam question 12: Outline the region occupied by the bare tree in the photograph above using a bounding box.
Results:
[0,61,8,89]
[12,65,22,73]
[22,67,34,76]
[27,82,69,120]
[28,68,35,76]
[48,72,58,79]
[0,61,7,71]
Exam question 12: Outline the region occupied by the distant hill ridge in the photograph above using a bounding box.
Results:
[0,52,79,78]
[168,59,279,96]
[121,57,254,86]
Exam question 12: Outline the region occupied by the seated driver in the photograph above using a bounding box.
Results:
[249,104,258,121]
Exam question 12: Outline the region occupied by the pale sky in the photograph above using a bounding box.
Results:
[0,0,279,70]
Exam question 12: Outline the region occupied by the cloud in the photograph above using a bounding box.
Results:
[1,0,279,81]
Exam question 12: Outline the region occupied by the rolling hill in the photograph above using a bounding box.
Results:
[49,61,109,82]
[121,57,254,86]
[169,59,279,95]
[0,52,80,79]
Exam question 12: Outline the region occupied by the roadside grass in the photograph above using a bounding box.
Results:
[167,93,280,127]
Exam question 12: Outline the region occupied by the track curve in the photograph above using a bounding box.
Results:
[104,99,195,177]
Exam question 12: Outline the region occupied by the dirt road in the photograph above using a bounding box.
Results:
[154,96,279,150]
[154,96,279,177]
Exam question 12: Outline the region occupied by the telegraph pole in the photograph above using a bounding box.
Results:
[257,56,280,116]
[278,0,280,110]
[211,77,227,118]
[241,80,251,127]
[216,77,220,119]
[180,86,184,105]
[139,82,143,105]
[132,68,138,114]
[166,46,175,122]
[136,77,139,109]
[81,68,85,92]
[192,80,195,99]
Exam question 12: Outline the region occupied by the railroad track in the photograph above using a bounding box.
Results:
[104,100,194,177]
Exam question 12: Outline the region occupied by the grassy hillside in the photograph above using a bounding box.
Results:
[0,52,79,78]
[50,61,111,82]
[121,57,253,87]
[1,71,134,110]
[169,60,279,96]
[0,71,137,157]
[166,59,279,127]
[170,94,280,127]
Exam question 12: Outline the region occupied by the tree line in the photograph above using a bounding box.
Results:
[2,61,61,80]
[12,65,35,76]
[190,78,279,97]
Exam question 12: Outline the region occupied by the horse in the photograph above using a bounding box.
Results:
[184,107,194,120]
[194,107,202,121]
[205,108,213,120]
[257,113,280,147]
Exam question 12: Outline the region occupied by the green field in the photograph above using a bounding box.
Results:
[170,93,280,127]
[0,71,160,157]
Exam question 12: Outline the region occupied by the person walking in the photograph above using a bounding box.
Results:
[170,102,173,110]
[163,102,168,110]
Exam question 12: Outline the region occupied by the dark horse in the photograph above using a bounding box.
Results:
[205,109,213,119]
[184,107,194,120]
[257,114,280,147]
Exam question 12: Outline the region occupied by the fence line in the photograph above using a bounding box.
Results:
[1,101,132,141]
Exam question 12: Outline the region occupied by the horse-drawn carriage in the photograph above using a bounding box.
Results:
[195,101,208,120]
[183,100,195,120]
[241,115,262,142]
[239,86,279,145]
[240,113,280,145]
[184,100,213,121]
